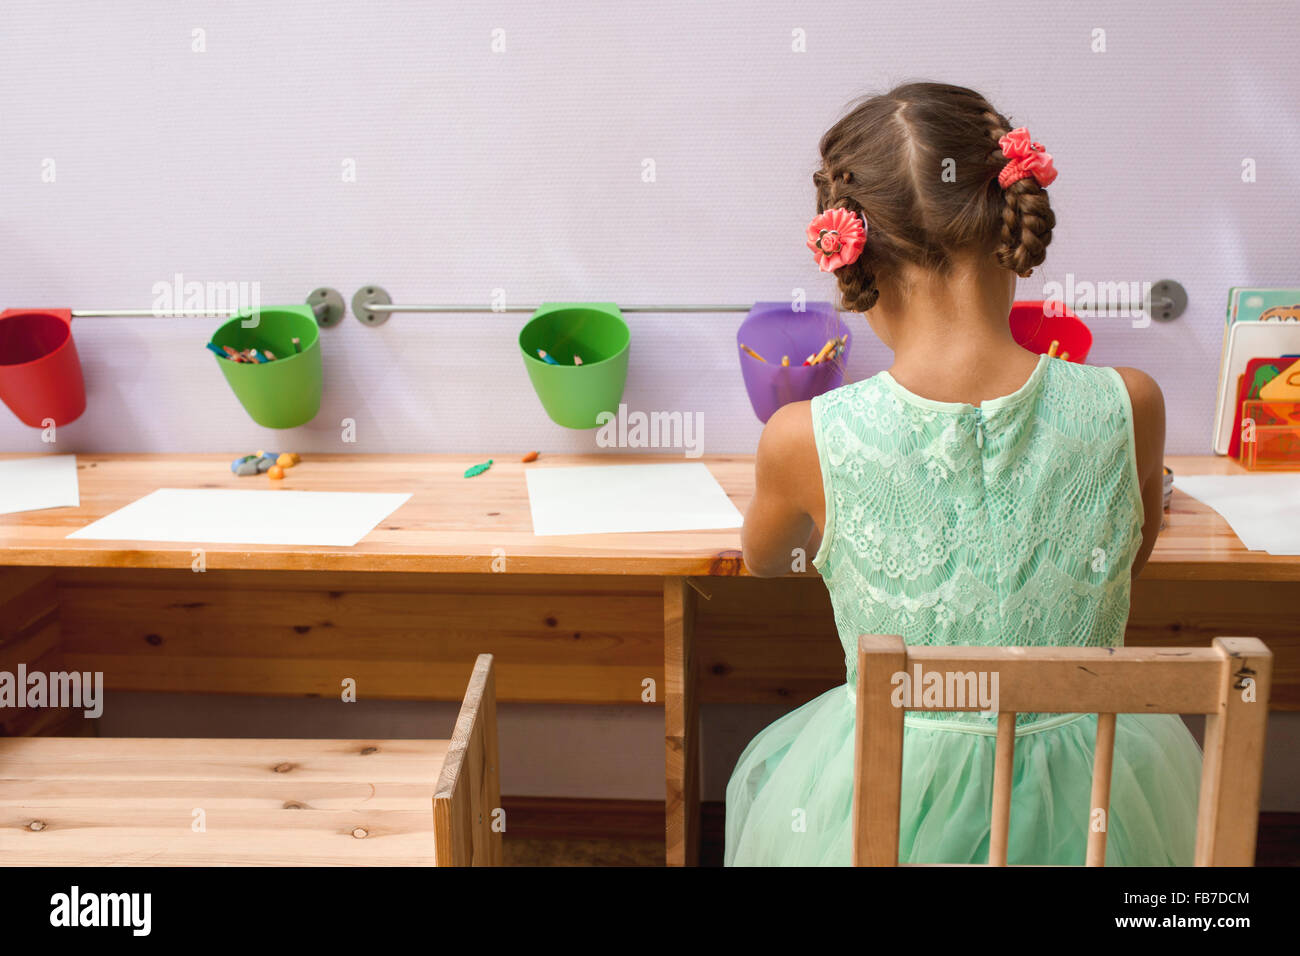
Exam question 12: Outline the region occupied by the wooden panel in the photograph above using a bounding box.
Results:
[696,575,1300,711]
[55,569,663,705]
[433,655,502,866]
[664,578,699,867]
[1126,578,1300,709]
[0,736,447,866]
[0,568,84,737]
[696,576,842,704]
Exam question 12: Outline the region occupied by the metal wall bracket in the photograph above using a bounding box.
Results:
[309,287,347,327]
[1147,280,1187,322]
[352,285,393,326]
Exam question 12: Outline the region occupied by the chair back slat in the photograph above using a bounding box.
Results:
[1195,637,1273,865]
[853,635,907,866]
[988,712,1016,866]
[856,635,1272,867]
[1085,713,1118,866]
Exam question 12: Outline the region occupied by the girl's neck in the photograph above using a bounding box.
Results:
[867,260,1040,405]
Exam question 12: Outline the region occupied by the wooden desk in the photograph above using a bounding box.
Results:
[0,452,1295,866]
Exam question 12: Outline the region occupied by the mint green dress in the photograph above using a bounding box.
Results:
[725,355,1202,866]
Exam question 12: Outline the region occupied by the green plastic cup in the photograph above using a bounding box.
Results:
[519,302,630,429]
[210,305,322,428]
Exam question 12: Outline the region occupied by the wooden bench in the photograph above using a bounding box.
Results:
[854,635,1272,866]
[0,654,501,866]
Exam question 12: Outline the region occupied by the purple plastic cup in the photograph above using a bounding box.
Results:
[737,301,850,423]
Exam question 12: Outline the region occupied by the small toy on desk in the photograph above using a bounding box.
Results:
[231,450,301,478]
[231,455,260,476]
[522,451,540,463]
[464,460,494,478]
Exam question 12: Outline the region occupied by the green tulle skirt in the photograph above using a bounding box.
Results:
[725,685,1203,866]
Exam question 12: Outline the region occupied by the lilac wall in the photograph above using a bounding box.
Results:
[2,1,1297,455]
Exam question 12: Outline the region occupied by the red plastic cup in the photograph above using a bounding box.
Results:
[0,309,87,427]
[1008,300,1092,362]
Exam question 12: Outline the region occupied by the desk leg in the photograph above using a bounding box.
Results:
[664,577,700,866]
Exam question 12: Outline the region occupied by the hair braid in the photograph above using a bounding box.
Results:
[983,110,1055,277]
[814,168,880,312]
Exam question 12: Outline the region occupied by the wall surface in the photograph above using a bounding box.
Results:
[2,1,1298,454]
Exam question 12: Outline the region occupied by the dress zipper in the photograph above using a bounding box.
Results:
[974,408,985,449]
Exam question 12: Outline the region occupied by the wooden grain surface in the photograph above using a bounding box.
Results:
[0,452,1291,580]
[0,736,447,866]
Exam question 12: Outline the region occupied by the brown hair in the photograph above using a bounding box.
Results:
[813,82,1055,312]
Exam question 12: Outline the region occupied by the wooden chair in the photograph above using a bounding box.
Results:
[0,653,501,866]
[853,635,1272,867]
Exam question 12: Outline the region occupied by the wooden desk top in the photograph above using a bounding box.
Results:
[0,453,1293,580]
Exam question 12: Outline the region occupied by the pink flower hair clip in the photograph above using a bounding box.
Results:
[997,127,1058,189]
[806,207,866,273]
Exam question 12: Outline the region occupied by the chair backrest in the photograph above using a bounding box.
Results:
[433,653,503,866]
[853,635,1272,867]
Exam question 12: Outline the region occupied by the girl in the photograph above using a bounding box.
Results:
[726,82,1202,866]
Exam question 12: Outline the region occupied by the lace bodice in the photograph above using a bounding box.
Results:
[810,354,1144,727]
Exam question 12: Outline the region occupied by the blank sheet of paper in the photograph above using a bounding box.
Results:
[1174,473,1300,554]
[67,488,411,547]
[525,463,743,536]
[0,455,80,516]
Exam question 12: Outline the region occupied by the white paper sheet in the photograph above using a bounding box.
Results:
[0,455,80,516]
[525,463,743,536]
[1174,473,1300,554]
[67,488,411,547]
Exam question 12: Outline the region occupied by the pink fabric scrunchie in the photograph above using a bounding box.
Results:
[998,127,1057,189]
[806,207,867,273]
